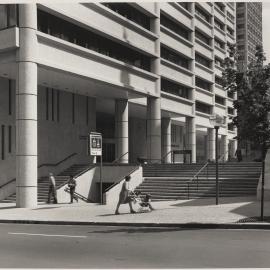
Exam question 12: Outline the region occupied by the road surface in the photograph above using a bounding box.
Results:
[0,223,270,268]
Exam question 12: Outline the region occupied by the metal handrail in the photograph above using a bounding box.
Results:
[64,187,93,203]
[38,152,78,168]
[186,161,209,199]
[161,150,173,163]
[112,152,129,164]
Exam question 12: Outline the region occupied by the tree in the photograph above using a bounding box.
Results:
[222,44,270,156]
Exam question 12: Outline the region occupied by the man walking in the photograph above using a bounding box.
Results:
[47,172,58,204]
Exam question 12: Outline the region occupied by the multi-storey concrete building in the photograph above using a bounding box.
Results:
[236,2,263,70]
[0,2,237,207]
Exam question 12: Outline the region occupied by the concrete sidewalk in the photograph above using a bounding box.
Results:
[0,196,270,228]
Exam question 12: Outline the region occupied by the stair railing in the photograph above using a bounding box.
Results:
[161,150,174,163]
[186,161,209,200]
[218,150,229,169]
[112,152,129,164]
[64,187,93,203]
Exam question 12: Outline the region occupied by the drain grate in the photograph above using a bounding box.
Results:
[237,216,270,223]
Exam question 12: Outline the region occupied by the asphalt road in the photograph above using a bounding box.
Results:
[1,223,270,268]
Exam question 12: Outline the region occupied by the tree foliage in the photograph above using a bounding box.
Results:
[222,45,270,146]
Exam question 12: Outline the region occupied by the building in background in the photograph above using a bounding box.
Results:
[0,2,237,207]
[236,2,263,71]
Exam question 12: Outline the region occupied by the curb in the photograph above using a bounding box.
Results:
[0,219,270,229]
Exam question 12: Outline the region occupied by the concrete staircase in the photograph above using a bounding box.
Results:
[1,164,91,203]
[135,162,262,201]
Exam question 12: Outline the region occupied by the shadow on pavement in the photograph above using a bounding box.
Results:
[88,227,201,234]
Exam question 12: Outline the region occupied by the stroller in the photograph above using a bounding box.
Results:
[129,191,154,212]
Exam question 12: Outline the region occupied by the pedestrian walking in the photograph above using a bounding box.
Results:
[115,175,136,215]
[235,148,242,162]
[68,176,77,203]
[47,172,58,204]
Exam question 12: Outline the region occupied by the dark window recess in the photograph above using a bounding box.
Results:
[215,95,225,105]
[37,9,151,72]
[8,80,11,115]
[1,125,4,160]
[161,79,189,99]
[102,3,150,30]
[227,27,234,36]
[8,125,11,153]
[196,101,211,114]
[215,3,224,12]
[215,76,223,86]
[46,88,49,120]
[195,77,212,92]
[0,4,18,30]
[214,19,224,31]
[57,90,60,122]
[86,97,89,125]
[228,107,234,115]
[178,2,189,11]
[228,91,234,99]
[215,57,223,68]
[161,47,189,69]
[195,30,210,45]
[72,93,75,124]
[228,122,234,131]
[160,14,189,40]
[51,88,54,121]
[214,38,225,50]
[195,6,211,23]
[195,53,211,68]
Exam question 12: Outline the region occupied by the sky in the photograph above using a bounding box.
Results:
[263,1,270,63]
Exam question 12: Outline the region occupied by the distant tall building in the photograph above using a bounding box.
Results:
[236,2,262,70]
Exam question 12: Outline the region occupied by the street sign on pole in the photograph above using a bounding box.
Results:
[88,132,103,204]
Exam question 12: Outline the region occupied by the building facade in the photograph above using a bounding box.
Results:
[236,2,263,70]
[0,2,237,207]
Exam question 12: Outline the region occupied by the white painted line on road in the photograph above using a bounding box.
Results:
[8,232,87,238]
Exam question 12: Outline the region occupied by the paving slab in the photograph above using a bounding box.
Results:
[0,196,270,228]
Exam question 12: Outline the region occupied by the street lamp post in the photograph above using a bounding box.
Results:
[209,114,226,205]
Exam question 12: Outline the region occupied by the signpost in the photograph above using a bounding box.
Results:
[88,132,103,204]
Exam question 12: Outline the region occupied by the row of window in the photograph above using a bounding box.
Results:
[195,53,211,69]
[196,101,211,114]
[0,4,18,30]
[215,95,225,105]
[161,79,190,100]
[160,13,190,41]
[102,3,150,30]
[1,125,12,160]
[195,30,211,46]
[37,9,151,72]
[161,46,189,70]
[196,77,212,92]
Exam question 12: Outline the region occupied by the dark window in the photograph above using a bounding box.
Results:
[195,53,211,68]
[103,3,150,30]
[161,46,189,69]
[37,9,151,72]
[228,91,234,99]
[51,88,54,121]
[195,30,211,45]
[227,12,234,21]
[215,57,223,68]
[195,77,212,91]
[214,38,225,49]
[237,34,244,40]
[72,93,75,124]
[195,6,211,23]
[215,76,223,86]
[0,5,18,30]
[214,19,224,31]
[228,122,234,131]
[1,125,4,160]
[8,125,11,153]
[196,101,211,114]
[215,3,224,12]
[228,107,234,115]
[86,97,89,125]
[178,2,189,11]
[161,14,189,40]
[161,79,190,99]
[215,95,225,105]
[8,80,11,115]
[57,90,60,122]
[46,88,49,120]
[237,24,244,29]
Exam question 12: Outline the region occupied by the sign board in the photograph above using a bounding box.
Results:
[88,132,102,156]
[209,114,226,127]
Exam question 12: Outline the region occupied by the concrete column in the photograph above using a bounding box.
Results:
[115,99,129,163]
[16,4,38,208]
[221,135,228,161]
[161,118,171,163]
[204,135,208,161]
[207,128,215,161]
[230,139,237,160]
[185,117,196,163]
[147,97,161,163]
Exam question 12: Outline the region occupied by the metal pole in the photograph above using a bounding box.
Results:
[261,144,265,221]
[100,154,103,205]
[215,126,219,205]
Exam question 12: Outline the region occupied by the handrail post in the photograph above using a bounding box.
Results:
[187,183,190,200]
